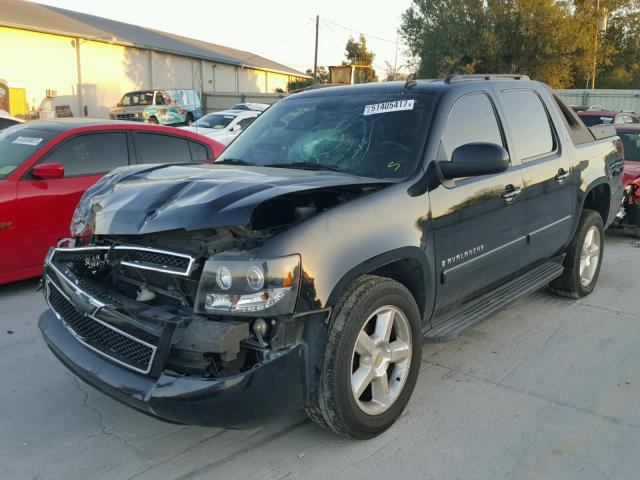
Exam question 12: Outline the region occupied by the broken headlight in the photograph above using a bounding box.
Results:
[195,254,301,315]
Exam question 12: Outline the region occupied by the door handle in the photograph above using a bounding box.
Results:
[555,168,570,183]
[501,185,522,204]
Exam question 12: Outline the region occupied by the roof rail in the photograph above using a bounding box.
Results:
[444,74,530,84]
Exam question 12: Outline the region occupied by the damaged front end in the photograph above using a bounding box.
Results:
[38,228,322,426]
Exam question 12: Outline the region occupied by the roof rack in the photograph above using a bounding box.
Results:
[444,74,530,84]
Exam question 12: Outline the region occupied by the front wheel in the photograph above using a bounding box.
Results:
[305,276,422,438]
[550,209,604,298]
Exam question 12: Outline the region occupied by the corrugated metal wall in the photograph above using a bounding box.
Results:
[556,89,640,112]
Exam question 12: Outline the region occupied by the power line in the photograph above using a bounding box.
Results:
[323,18,398,45]
[238,19,314,64]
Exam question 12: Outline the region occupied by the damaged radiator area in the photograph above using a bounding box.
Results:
[44,230,285,379]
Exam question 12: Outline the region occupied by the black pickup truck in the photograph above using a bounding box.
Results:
[38,75,624,438]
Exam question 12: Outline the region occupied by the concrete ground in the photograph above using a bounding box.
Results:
[1,230,639,480]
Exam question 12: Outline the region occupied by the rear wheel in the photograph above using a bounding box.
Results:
[305,276,422,438]
[185,113,194,126]
[550,209,604,298]
[633,227,640,239]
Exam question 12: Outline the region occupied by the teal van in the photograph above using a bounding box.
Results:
[109,89,202,125]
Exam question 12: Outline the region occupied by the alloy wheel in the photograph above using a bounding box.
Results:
[580,225,601,287]
[350,305,412,416]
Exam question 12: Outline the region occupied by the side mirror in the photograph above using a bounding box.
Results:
[32,163,64,180]
[437,143,509,179]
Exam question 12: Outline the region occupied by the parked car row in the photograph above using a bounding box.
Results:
[0,119,224,284]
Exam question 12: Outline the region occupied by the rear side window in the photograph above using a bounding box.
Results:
[439,92,503,161]
[237,117,256,130]
[42,132,128,176]
[135,133,192,164]
[501,90,554,160]
[189,141,210,161]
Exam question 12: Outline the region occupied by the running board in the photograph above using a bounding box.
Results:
[424,261,564,343]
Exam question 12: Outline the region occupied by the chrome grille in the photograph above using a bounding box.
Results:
[46,280,156,374]
[52,246,196,276]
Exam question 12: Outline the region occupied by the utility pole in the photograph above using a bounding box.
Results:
[313,15,319,82]
[393,30,399,80]
[591,0,599,90]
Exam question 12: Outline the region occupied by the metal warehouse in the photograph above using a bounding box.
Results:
[0,0,309,118]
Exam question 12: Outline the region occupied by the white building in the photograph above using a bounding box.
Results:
[0,0,309,118]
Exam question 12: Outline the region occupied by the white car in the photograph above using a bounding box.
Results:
[0,109,24,130]
[179,110,259,145]
[230,102,270,112]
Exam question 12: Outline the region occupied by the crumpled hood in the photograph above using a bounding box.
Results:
[71,163,389,236]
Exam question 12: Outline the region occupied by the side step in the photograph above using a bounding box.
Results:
[424,261,564,343]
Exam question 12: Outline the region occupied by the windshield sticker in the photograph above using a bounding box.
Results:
[12,136,43,146]
[363,99,414,116]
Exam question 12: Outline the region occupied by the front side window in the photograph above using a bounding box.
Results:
[42,132,129,176]
[135,133,192,164]
[439,93,503,161]
[0,125,56,179]
[501,90,554,160]
[216,93,434,180]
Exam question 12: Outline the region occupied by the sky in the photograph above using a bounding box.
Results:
[30,0,415,78]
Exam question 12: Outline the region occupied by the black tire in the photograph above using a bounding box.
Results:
[549,209,604,298]
[147,116,159,124]
[633,227,640,239]
[305,275,422,439]
[185,113,194,126]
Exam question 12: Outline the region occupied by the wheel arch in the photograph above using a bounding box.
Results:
[580,180,611,226]
[326,247,435,327]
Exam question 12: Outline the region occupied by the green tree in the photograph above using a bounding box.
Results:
[400,0,640,88]
[305,66,330,84]
[344,33,376,66]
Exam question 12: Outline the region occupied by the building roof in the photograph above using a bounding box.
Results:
[0,0,309,78]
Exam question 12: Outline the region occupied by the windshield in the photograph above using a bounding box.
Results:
[194,113,235,129]
[0,125,56,179]
[216,93,433,179]
[618,130,640,162]
[120,92,154,106]
[579,114,614,127]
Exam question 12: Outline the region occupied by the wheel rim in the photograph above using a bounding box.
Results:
[580,225,601,287]
[350,305,412,416]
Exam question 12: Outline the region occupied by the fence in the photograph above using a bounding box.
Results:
[555,89,640,113]
[202,92,285,114]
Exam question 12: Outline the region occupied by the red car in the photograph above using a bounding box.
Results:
[0,119,225,284]
[614,124,640,237]
[577,110,640,127]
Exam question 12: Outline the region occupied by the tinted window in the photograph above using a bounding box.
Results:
[501,90,554,159]
[618,130,640,162]
[0,125,56,179]
[0,118,20,131]
[237,117,256,130]
[579,114,614,127]
[42,132,128,177]
[136,133,192,164]
[189,141,210,161]
[439,93,503,161]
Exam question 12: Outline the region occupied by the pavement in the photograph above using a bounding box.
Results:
[1,230,639,480]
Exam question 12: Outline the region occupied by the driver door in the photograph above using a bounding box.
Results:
[429,92,527,316]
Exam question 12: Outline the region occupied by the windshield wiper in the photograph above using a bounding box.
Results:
[215,158,252,166]
[263,162,345,173]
